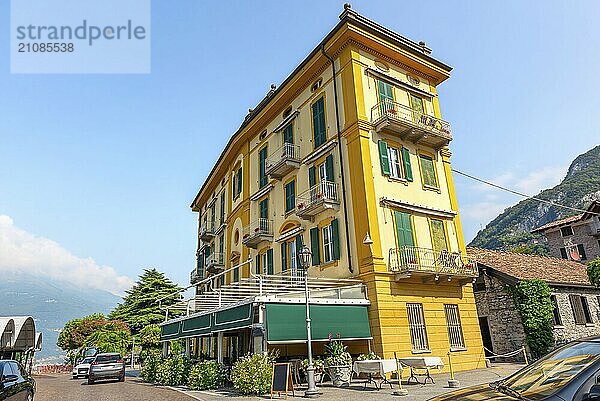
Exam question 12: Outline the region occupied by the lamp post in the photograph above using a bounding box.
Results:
[298,245,319,398]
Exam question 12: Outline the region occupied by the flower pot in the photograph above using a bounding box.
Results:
[326,365,351,387]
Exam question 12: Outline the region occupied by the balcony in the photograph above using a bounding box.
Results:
[206,252,225,273]
[296,181,340,221]
[190,268,202,285]
[242,218,274,248]
[388,246,477,284]
[371,100,452,149]
[199,221,215,242]
[265,143,301,180]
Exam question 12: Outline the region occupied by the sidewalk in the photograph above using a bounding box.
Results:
[175,363,523,401]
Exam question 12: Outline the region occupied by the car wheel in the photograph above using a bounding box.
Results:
[88,378,94,385]
[26,392,33,401]
[119,374,125,382]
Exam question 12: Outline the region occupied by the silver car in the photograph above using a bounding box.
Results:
[87,353,125,384]
[72,357,95,379]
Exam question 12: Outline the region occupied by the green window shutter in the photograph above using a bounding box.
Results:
[394,211,414,248]
[310,227,321,266]
[331,218,340,260]
[325,155,334,182]
[259,198,269,219]
[402,147,413,181]
[259,147,268,188]
[285,181,295,213]
[236,168,243,196]
[378,80,394,103]
[378,140,390,176]
[255,254,261,275]
[296,234,303,248]
[267,248,274,275]
[283,124,293,144]
[234,267,239,281]
[312,97,326,148]
[419,154,438,188]
[281,242,287,271]
[309,166,316,187]
[220,192,225,223]
[430,219,448,252]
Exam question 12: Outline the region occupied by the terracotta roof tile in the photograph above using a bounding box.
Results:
[531,214,582,233]
[467,247,591,286]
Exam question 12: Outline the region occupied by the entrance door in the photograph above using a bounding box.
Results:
[479,316,493,357]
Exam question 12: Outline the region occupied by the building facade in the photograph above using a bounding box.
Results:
[471,247,600,361]
[532,201,600,262]
[162,6,484,373]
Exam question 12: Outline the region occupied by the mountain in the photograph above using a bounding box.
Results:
[469,145,600,251]
[0,271,121,362]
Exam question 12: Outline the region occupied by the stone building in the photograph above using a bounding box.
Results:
[469,247,600,361]
[532,201,600,262]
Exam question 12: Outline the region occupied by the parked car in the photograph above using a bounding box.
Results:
[0,360,35,401]
[87,353,125,385]
[428,337,600,401]
[71,357,95,379]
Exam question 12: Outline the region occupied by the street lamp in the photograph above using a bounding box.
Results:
[298,245,319,397]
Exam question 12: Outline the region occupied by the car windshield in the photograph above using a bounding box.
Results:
[95,355,121,363]
[501,341,600,400]
[81,357,94,364]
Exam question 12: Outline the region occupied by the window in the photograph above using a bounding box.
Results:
[473,274,487,292]
[577,244,587,260]
[430,219,448,252]
[218,233,224,257]
[377,79,394,105]
[219,191,226,225]
[309,154,334,188]
[322,225,334,263]
[407,303,429,352]
[312,96,326,148]
[233,166,242,200]
[259,198,269,220]
[419,154,438,188]
[210,203,216,228]
[394,211,414,248]
[551,295,562,326]
[378,141,413,181]
[409,93,425,115]
[259,146,268,188]
[285,180,295,213]
[560,226,574,237]
[282,235,303,278]
[283,123,293,144]
[570,295,592,325]
[444,304,465,350]
[256,249,273,275]
[559,247,568,259]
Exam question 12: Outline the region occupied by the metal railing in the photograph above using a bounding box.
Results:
[371,100,452,138]
[296,181,338,211]
[243,218,273,238]
[388,246,477,276]
[265,143,300,171]
[199,220,215,237]
[206,252,225,267]
[190,269,201,284]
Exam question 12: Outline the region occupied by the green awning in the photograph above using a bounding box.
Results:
[265,304,372,343]
[181,313,212,337]
[213,304,253,332]
[160,321,181,341]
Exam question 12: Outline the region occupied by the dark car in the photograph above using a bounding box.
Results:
[87,353,125,385]
[0,360,35,401]
[428,337,600,401]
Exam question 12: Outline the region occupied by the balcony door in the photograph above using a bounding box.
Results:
[394,211,414,248]
[378,80,394,114]
[409,93,425,123]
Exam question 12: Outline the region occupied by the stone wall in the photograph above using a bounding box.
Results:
[474,274,526,361]
[552,287,600,346]
[546,223,600,261]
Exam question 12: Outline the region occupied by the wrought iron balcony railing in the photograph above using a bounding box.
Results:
[190,268,202,284]
[242,218,274,248]
[371,100,452,147]
[296,181,340,219]
[265,143,301,179]
[199,220,216,242]
[388,246,477,279]
[206,252,225,272]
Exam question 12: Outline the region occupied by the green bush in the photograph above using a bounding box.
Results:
[188,360,227,390]
[357,352,380,361]
[587,258,600,287]
[509,279,555,358]
[231,353,274,395]
[301,358,324,373]
[156,354,191,386]
[140,352,162,383]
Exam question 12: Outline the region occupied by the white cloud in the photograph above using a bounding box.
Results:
[474,165,567,196]
[461,201,512,222]
[0,215,133,296]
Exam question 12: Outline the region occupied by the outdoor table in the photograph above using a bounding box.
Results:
[397,357,444,385]
[352,359,398,389]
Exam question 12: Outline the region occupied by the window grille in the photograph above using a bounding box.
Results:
[407,303,429,352]
[444,304,465,350]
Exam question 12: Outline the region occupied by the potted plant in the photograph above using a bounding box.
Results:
[324,340,352,387]
[301,358,325,383]
[357,352,380,361]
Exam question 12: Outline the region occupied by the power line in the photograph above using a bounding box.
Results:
[452,168,600,217]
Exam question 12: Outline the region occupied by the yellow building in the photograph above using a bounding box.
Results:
[161,5,484,373]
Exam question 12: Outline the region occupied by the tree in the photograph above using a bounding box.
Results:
[138,324,162,359]
[84,322,131,356]
[587,258,600,287]
[109,268,184,333]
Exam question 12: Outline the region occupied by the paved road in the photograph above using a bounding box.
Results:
[34,373,194,401]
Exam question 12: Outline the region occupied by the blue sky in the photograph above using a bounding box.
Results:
[1,0,599,293]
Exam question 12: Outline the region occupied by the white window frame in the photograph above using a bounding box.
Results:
[387,147,403,179]
[289,238,298,273]
[318,162,328,182]
[322,224,334,263]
